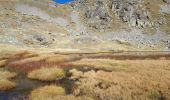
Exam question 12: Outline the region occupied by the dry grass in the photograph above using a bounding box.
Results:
[0,44,23,58]
[69,58,129,71]
[0,79,16,91]
[28,67,65,81]
[86,53,170,60]
[0,70,17,91]
[0,60,7,67]
[40,95,94,100]
[7,51,170,73]
[2,51,170,99]
[0,70,17,79]
[7,54,71,72]
[30,85,66,100]
[8,51,39,62]
[30,85,93,100]
[72,60,170,100]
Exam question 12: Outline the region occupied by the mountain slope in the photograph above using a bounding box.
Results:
[0,0,169,52]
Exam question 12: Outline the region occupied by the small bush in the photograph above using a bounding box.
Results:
[147,90,162,100]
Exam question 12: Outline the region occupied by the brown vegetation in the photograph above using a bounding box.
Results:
[29,85,93,100]
[7,51,170,73]
[72,60,170,100]
[0,79,16,91]
[7,52,75,72]
[28,67,65,81]
[2,51,170,99]
[86,53,170,60]
[0,60,7,67]
[69,58,129,71]
[0,70,17,91]
[30,85,66,100]
[0,71,17,79]
[8,51,39,62]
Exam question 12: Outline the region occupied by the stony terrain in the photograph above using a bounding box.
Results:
[0,0,169,51]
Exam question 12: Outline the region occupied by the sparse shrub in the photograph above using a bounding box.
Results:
[147,90,163,100]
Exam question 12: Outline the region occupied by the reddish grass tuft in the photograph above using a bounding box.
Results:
[8,51,38,62]
[7,55,74,73]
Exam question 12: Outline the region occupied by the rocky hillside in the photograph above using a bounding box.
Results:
[0,0,170,52]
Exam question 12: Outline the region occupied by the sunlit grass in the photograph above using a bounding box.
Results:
[0,70,17,91]
[40,95,94,100]
[7,54,70,72]
[0,79,16,91]
[70,58,129,71]
[28,67,65,81]
[30,85,65,100]
[0,70,17,79]
[72,59,170,99]
[0,60,7,67]
[8,51,39,62]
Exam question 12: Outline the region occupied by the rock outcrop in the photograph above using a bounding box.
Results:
[111,0,152,28]
[73,0,169,29]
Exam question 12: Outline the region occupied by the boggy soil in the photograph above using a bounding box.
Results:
[0,51,170,100]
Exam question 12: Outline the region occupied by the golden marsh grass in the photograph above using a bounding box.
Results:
[0,60,7,67]
[28,67,65,81]
[0,79,16,91]
[30,85,65,100]
[0,70,17,79]
[0,70,17,91]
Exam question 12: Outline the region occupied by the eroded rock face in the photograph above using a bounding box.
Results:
[163,0,170,4]
[82,1,111,30]
[85,1,112,30]
[111,0,152,28]
[73,0,112,30]
[73,0,168,29]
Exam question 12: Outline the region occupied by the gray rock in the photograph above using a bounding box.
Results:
[111,0,152,28]
[74,0,112,30]
[160,4,170,14]
[163,0,170,4]
[23,34,54,47]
